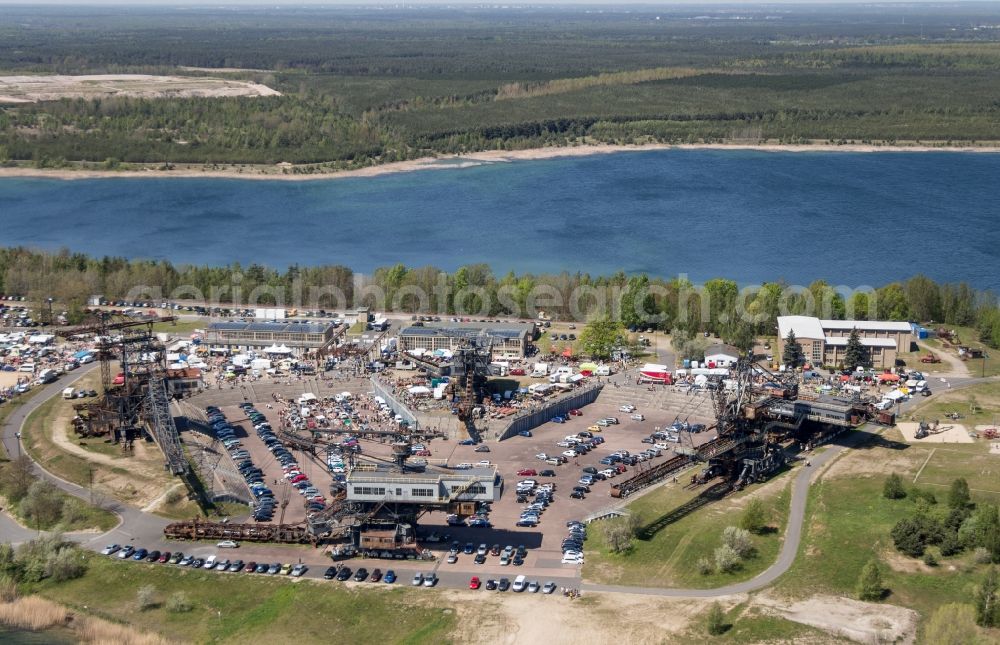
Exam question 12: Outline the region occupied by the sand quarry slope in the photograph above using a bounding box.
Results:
[0,74,280,103]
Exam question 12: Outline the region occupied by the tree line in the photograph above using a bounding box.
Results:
[3,247,999,350]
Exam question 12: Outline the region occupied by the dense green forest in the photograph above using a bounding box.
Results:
[1,6,1000,168]
[3,247,1000,352]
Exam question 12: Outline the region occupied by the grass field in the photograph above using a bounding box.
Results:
[37,556,456,645]
[151,320,206,335]
[583,475,791,588]
[773,430,1000,640]
[908,380,1000,432]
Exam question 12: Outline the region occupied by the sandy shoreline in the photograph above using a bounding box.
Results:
[1,142,998,182]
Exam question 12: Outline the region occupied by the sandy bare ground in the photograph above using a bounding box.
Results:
[1,141,999,182]
[443,588,734,645]
[896,422,973,444]
[755,592,918,644]
[0,74,280,103]
[915,342,969,378]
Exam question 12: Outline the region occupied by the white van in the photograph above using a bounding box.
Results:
[512,575,527,592]
[62,387,75,400]
[19,362,35,373]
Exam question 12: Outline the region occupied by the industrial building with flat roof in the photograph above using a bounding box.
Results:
[398,321,533,360]
[345,464,499,504]
[777,316,914,369]
[204,320,341,355]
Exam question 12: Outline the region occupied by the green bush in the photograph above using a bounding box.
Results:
[856,560,886,601]
[166,591,194,613]
[706,602,728,636]
[137,585,157,611]
[739,498,766,534]
[892,518,928,557]
[883,473,906,500]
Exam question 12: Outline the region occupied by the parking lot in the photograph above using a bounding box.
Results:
[188,375,719,589]
[415,385,718,581]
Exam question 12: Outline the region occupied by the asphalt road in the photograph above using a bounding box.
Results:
[0,365,990,597]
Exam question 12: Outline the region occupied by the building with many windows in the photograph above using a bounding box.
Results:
[398,322,533,360]
[777,316,914,369]
[204,320,341,356]
[345,464,499,505]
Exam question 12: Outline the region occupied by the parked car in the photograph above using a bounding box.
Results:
[217,540,239,549]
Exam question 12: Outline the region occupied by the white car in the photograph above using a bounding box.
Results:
[562,450,578,458]
[599,469,616,478]
[423,573,438,587]
[654,443,672,451]
[411,572,424,586]
[561,555,585,564]
[619,404,635,413]
[631,414,645,421]
[535,453,549,461]
[217,540,239,548]
[555,441,572,448]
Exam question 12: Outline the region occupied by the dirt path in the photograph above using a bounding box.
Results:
[917,342,969,378]
[44,397,173,507]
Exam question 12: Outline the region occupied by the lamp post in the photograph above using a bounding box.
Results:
[46,297,54,326]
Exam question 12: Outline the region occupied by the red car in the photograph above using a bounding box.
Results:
[290,474,308,484]
[510,368,526,376]
[615,464,627,473]
[516,469,537,477]
[569,409,582,416]
[158,551,171,563]
[415,450,432,457]
[469,576,481,590]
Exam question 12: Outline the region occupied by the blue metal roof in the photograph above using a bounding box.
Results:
[209,321,332,334]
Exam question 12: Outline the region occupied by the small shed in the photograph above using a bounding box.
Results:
[704,343,740,367]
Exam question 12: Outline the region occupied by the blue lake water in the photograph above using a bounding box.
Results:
[0,149,998,291]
